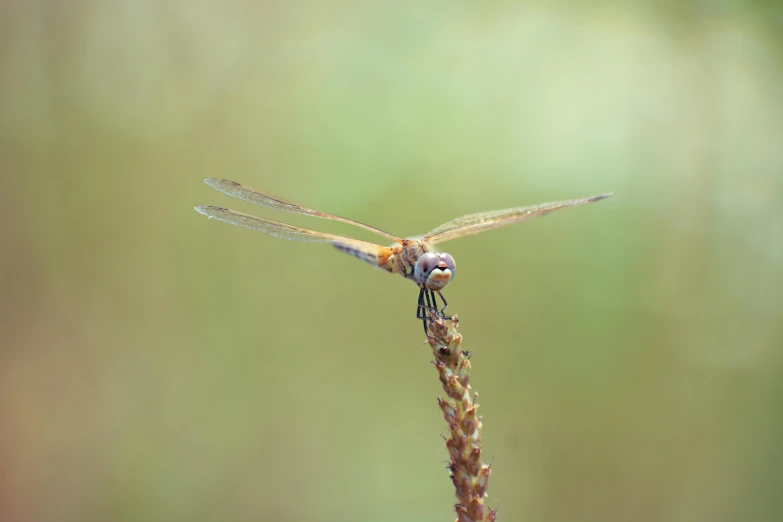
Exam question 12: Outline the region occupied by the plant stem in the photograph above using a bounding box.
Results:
[427,315,497,522]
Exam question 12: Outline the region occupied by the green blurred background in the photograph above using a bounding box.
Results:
[2,1,782,521]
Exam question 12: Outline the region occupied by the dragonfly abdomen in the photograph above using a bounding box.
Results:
[332,241,392,270]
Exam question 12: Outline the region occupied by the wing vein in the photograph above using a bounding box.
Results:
[194,206,388,268]
[423,193,612,244]
[204,179,401,242]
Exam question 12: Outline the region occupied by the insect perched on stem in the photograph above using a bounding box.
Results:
[195,179,611,333]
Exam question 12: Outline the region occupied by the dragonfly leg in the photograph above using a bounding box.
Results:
[416,285,428,319]
[417,285,441,335]
[416,286,454,335]
[436,290,450,317]
[430,289,452,321]
[416,285,429,334]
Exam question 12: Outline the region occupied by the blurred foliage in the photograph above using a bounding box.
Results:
[1,1,782,521]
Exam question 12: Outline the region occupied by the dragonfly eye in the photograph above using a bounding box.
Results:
[414,252,456,287]
[438,253,456,277]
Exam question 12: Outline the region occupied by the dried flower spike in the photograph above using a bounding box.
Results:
[427,314,497,522]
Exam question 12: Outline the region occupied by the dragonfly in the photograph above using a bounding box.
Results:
[195,179,612,333]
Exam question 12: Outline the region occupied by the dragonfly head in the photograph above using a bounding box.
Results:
[414,252,456,290]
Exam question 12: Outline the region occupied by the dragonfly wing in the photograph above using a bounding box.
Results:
[422,193,612,244]
[203,179,401,242]
[195,206,388,268]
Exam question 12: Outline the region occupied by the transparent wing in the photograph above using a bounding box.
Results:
[203,179,402,242]
[195,206,388,267]
[422,193,612,244]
